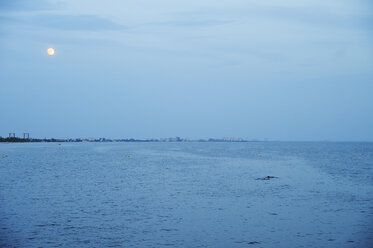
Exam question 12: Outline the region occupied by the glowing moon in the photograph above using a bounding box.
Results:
[47,48,55,56]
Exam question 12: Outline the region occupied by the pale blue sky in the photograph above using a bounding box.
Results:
[0,0,372,140]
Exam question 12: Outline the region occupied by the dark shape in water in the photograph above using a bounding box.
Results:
[256,176,278,180]
[248,241,260,244]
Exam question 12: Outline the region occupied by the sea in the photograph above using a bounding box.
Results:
[0,142,372,248]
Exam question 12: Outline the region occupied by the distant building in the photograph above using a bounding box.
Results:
[23,133,29,139]
[8,133,15,138]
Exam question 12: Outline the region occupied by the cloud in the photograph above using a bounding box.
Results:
[249,4,373,31]
[0,14,125,31]
[164,3,373,31]
[0,0,123,32]
[154,18,231,27]
[32,14,124,31]
[0,0,60,11]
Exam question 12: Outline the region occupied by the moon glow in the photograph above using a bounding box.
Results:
[47,48,55,55]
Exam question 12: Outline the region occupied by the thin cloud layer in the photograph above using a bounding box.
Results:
[0,14,124,31]
[0,0,60,11]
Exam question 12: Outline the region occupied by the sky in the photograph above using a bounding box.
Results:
[0,0,372,141]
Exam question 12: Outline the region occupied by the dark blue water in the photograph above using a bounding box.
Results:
[1,142,372,247]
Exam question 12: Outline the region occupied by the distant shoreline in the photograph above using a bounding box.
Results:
[0,137,251,143]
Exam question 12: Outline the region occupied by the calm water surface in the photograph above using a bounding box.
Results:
[0,142,372,247]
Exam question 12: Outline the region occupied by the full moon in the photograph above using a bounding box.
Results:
[47,48,55,55]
